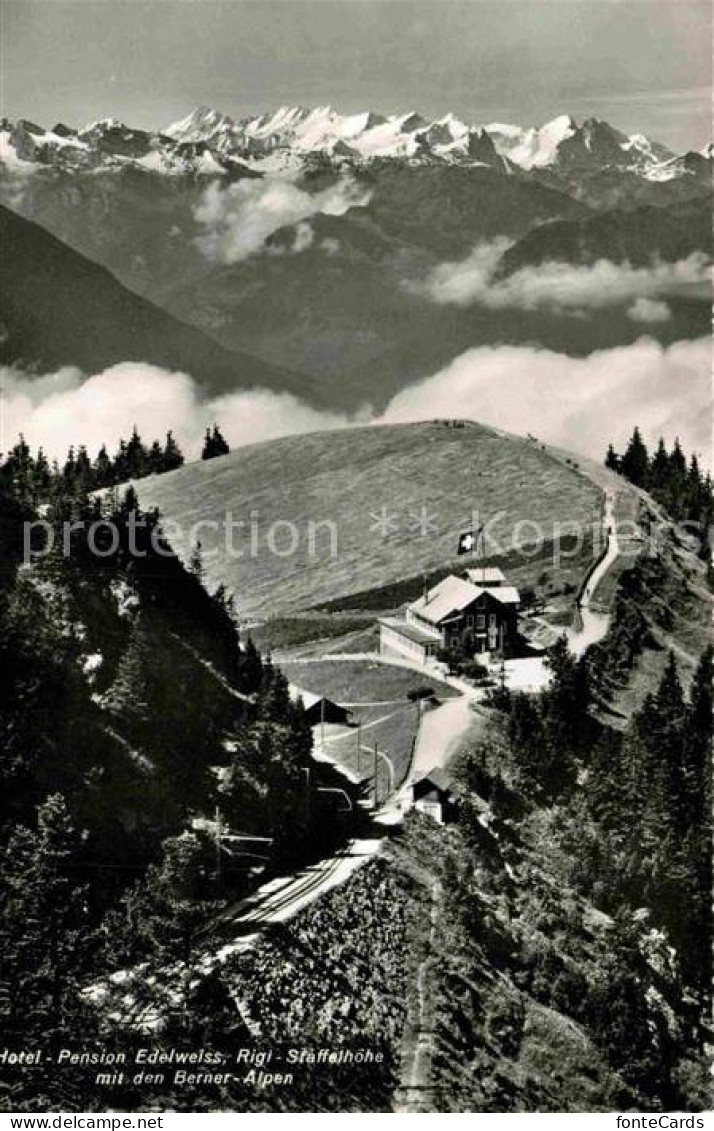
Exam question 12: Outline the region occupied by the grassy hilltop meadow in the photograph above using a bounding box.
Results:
[133,417,710,713]
[133,420,603,618]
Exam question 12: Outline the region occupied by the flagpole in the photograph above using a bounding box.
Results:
[481,524,486,585]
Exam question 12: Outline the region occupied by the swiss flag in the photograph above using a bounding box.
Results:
[457,529,478,555]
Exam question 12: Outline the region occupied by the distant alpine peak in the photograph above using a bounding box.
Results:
[163,105,236,141]
[483,115,576,169]
[160,104,677,172]
[644,141,714,183]
[79,116,128,135]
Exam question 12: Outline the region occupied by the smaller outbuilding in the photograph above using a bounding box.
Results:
[463,566,507,587]
[289,684,351,727]
[411,767,459,824]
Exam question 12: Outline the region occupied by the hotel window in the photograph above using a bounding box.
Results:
[489,613,497,628]
[476,614,486,629]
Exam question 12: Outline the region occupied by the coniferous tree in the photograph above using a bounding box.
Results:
[147,438,164,474]
[62,446,76,488]
[683,454,710,543]
[189,540,204,580]
[201,427,214,461]
[627,658,691,957]
[681,645,713,1001]
[103,613,154,737]
[543,634,592,753]
[649,437,669,492]
[701,472,713,522]
[31,447,52,500]
[119,483,140,515]
[5,434,34,502]
[662,439,687,518]
[588,919,669,1102]
[144,832,217,961]
[620,427,649,488]
[162,430,184,472]
[201,423,230,461]
[73,445,94,495]
[210,583,241,682]
[211,424,230,457]
[636,653,686,835]
[100,833,222,1024]
[240,636,264,694]
[2,794,90,1042]
[668,437,687,483]
[259,662,292,722]
[125,425,148,480]
[610,432,712,547]
[503,690,547,787]
[114,438,129,483]
[682,645,712,829]
[93,443,114,488]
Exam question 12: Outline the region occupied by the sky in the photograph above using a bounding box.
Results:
[2,0,711,151]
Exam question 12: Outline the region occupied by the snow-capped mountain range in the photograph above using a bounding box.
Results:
[161,105,691,176]
[1,104,711,182]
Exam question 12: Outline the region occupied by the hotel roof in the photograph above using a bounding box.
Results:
[410,574,520,624]
[411,575,484,625]
[485,585,520,605]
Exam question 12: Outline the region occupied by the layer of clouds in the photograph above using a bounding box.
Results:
[382,337,712,467]
[2,337,710,475]
[627,296,671,323]
[268,219,315,256]
[408,240,712,313]
[193,176,370,263]
[0,362,354,462]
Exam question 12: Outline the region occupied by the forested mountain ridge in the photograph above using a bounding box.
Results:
[0,437,362,1110]
[0,432,363,852]
[384,627,712,1111]
[585,433,713,719]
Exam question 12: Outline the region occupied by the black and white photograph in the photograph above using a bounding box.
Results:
[0,0,711,1118]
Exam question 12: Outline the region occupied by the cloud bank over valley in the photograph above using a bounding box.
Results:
[193,176,371,264]
[406,240,711,316]
[3,336,710,473]
[383,337,711,469]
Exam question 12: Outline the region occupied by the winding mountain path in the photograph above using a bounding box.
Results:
[409,692,480,781]
[568,490,619,658]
